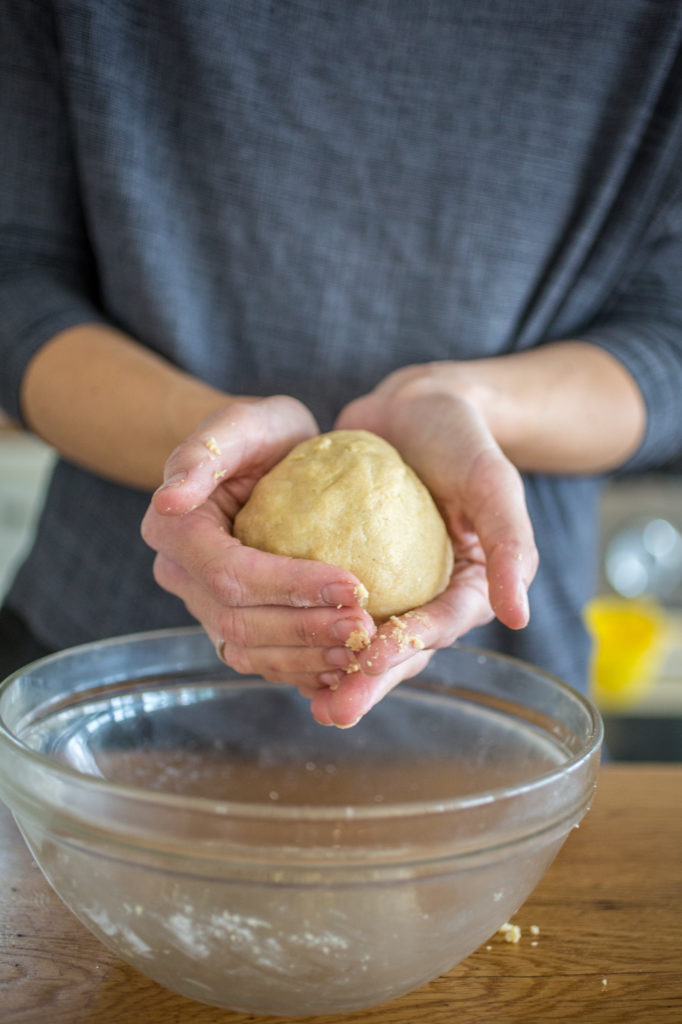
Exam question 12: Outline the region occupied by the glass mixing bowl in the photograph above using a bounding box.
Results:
[0,628,602,1015]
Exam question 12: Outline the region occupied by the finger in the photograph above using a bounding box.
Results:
[219,641,365,680]
[146,510,367,609]
[152,396,317,516]
[309,651,433,728]
[218,660,332,691]
[334,392,384,435]
[211,634,345,691]
[154,553,375,682]
[154,552,376,649]
[461,449,538,629]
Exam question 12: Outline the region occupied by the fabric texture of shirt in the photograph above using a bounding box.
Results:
[1,1,682,693]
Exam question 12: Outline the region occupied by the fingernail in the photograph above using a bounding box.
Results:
[321,583,357,607]
[334,717,362,730]
[319,670,345,688]
[331,618,369,644]
[155,472,187,493]
[326,647,355,668]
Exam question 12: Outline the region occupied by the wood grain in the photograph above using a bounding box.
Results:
[1,765,681,1024]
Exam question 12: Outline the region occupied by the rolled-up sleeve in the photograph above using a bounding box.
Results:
[579,173,682,472]
[0,0,108,423]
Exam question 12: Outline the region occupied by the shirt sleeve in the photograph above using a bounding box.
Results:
[0,1,109,424]
[577,169,682,473]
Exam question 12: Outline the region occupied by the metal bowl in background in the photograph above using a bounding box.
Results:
[0,629,602,1016]
[599,475,682,607]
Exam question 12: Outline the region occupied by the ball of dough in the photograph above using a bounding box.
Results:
[233,430,453,622]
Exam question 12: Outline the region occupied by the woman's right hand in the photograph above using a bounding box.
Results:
[140,395,375,694]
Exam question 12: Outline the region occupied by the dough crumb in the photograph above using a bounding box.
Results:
[498,922,521,944]
[344,660,361,674]
[354,583,369,607]
[529,924,540,936]
[388,615,424,651]
[204,436,221,458]
[213,469,227,482]
[345,627,371,652]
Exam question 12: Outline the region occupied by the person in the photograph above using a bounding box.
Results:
[1,2,681,728]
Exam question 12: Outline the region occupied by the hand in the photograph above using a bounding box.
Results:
[307,365,538,727]
[141,395,376,693]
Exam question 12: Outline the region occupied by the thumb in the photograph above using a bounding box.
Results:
[152,396,317,516]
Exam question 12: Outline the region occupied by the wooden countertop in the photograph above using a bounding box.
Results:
[1,764,681,1024]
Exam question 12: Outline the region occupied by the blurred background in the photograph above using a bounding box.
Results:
[1,413,680,761]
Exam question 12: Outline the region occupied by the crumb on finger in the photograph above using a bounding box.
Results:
[204,436,222,459]
[387,614,425,651]
[345,627,371,652]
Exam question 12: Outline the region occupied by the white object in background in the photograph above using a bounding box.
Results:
[0,433,55,600]
[605,518,682,601]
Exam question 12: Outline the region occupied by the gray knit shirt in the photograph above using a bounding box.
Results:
[2,1,682,692]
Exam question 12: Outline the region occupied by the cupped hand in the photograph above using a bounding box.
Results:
[141,395,376,692]
[307,365,539,727]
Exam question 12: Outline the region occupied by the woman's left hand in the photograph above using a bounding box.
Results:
[307,364,538,727]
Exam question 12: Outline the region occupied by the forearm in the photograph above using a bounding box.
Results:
[20,323,232,490]
[391,341,647,475]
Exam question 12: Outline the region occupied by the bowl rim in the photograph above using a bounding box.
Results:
[0,626,603,823]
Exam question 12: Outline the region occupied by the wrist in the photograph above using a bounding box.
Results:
[378,342,645,474]
[376,360,515,449]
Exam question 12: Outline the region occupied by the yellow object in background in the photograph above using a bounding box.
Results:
[584,597,668,711]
